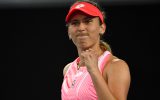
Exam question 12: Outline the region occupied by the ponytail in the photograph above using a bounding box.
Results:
[100,40,112,53]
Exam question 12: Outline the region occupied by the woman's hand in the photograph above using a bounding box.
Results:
[80,48,99,73]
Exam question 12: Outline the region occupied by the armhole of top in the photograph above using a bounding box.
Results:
[63,62,72,76]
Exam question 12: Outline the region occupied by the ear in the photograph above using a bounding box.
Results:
[100,23,106,35]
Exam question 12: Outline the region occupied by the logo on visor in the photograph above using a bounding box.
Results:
[75,4,85,9]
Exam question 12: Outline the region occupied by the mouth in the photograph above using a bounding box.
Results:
[76,34,88,38]
[77,35,89,40]
[77,35,88,38]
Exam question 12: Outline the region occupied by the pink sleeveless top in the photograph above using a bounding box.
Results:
[61,51,111,100]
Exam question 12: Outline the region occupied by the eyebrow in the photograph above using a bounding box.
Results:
[83,17,94,20]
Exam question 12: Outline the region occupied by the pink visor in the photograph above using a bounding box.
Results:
[65,2,104,23]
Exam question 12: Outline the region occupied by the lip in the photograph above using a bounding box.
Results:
[77,34,88,39]
[76,33,88,37]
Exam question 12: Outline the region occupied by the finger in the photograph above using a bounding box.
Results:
[87,49,97,56]
[85,49,89,52]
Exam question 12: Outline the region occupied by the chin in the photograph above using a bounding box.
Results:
[76,41,92,50]
[79,45,90,50]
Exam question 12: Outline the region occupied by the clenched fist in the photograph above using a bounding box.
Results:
[80,48,99,73]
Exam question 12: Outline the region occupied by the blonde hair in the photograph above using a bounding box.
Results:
[100,40,112,53]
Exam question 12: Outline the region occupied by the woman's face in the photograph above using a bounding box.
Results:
[68,12,105,50]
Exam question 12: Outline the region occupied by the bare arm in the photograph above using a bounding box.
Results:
[106,59,131,100]
[90,59,131,100]
[80,49,131,100]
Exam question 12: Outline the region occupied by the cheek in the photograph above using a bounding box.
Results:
[89,22,100,30]
[68,26,76,35]
[68,27,74,37]
[89,26,100,36]
[68,27,77,43]
[88,26,101,41]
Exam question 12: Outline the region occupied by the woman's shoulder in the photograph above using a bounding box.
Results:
[63,62,72,76]
[63,57,79,76]
[104,55,130,78]
[111,56,129,68]
[106,54,128,66]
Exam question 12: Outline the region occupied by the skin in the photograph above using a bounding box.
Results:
[63,11,131,100]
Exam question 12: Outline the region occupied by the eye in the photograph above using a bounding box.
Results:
[84,18,93,24]
[70,21,79,26]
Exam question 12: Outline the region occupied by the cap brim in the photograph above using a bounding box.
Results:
[66,8,97,22]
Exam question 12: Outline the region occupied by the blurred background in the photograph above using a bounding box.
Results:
[1,0,160,100]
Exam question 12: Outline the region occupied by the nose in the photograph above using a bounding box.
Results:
[77,22,86,32]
